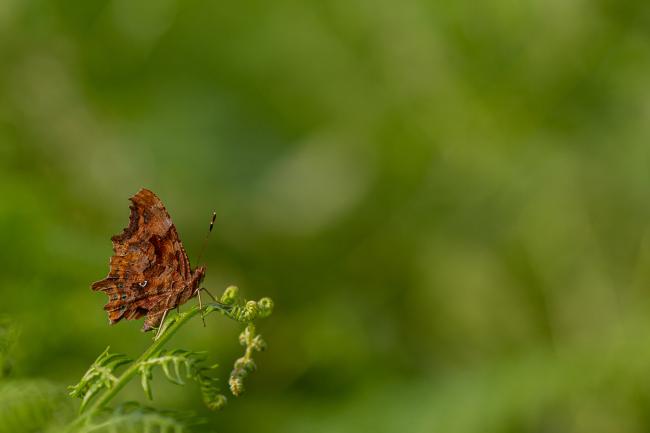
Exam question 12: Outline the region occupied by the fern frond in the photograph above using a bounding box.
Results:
[72,402,201,433]
[69,347,132,413]
[0,379,71,433]
[195,364,227,411]
[229,324,266,396]
[66,287,274,429]
[138,349,204,398]
[137,349,226,410]
[205,294,273,323]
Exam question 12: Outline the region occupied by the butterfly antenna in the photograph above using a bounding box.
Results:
[194,211,216,266]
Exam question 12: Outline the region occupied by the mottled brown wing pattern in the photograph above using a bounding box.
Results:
[91,189,205,331]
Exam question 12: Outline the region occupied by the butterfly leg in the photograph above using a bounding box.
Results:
[154,309,169,340]
[195,288,206,327]
[201,287,218,302]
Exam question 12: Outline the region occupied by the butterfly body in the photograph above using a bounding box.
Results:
[92,189,205,331]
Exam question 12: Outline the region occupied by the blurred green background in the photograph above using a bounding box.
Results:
[3,0,650,432]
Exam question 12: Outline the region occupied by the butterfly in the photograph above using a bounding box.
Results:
[91,188,212,332]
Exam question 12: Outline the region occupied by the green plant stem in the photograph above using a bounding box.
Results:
[69,303,230,429]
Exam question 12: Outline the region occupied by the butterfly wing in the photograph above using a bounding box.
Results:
[91,188,193,331]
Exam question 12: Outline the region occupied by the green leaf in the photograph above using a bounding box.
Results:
[68,347,132,413]
[136,349,226,411]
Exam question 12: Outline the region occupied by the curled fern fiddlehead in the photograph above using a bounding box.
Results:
[229,324,267,396]
[206,290,274,323]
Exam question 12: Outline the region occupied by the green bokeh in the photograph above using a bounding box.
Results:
[2,0,650,432]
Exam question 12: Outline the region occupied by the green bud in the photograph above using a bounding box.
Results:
[233,357,248,371]
[257,297,274,318]
[242,358,256,373]
[205,394,227,411]
[242,301,258,321]
[221,286,239,305]
[229,376,244,396]
[251,335,267,352]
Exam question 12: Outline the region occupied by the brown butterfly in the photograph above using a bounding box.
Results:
[92,188,213,332]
